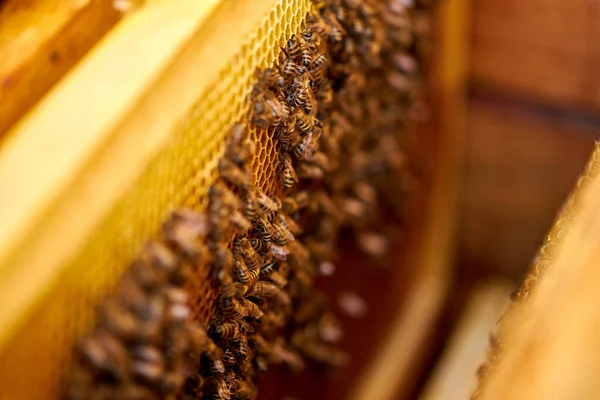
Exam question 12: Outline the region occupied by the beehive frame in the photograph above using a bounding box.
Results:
[0,1,314,397]
[0,0,453,399]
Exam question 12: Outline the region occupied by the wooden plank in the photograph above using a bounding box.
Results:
[476,144,600,399]
[419,281,512,400]
[460,99,597,278]
[470,0,600,111]
[348,0,470,397]
[0,0,122,138]
[0,0,233,348]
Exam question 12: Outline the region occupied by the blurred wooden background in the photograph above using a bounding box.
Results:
[458,0,600,280]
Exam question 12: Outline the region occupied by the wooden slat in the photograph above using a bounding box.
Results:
[477,144,600,399]
[348,0,470,397]
[470,0,600,111]
[0,0,231,348]
[419,281,511,400]
[0,0,122,138]
[460,99,597,278]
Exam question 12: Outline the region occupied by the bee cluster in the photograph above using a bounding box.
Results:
[62,0,438,399]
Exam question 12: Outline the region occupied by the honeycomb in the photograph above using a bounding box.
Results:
[0,1,314,398]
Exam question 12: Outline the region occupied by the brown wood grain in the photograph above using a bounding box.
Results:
[477,143,600,400]
[460,98,597,278]
[0,0,121,139]
[470,0,600,111]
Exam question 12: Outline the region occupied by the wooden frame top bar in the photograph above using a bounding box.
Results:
[0,0,122,138]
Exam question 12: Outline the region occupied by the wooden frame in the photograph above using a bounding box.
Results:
[0,0,122,138]
[476,144,600,399]
[0,0,266,350]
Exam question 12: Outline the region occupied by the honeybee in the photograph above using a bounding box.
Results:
[260,259,277,276]
[214,245,234,274]
[283,35,304,61]
[296,161,325,180]
[250,237,263,252]
[351,17,366,36]
[239,298,264,319]
[252,67,285,96]
[229,209,251,233]
[281,191,310,215]
[163,286,191,324]
[316,82,333,102]
[250,333,270,355]
[131,358,164,384]
[276,213,302,236]
[131,345,164,366]
[232,253,251,284]
[268,270,288,288]
[100,298,142,342]
[210,359,226,375]
[234,333,251,359]
[300,30,321,54]
[271,338,305,372]
[231,298,249,320]
[322,11,345,44]
[297,337,349,367]
[224,124,254,166]
[217,269,236,299]
[272,219,295,245]
[309,54,328,89]
[318,313,343,343]
[218,158,252,192]
[163,209,209,260]
[256,217,274,243]
[279,153,298,190]
[304,238,333,263]
[311,53,328,71]
[136,242,176,287]
[279,58,305,80]
[298,151,329,179]
[306,14,330,40]
[275,118,301,151]
[294,109,314,134]
[221,349,236,368]
[353,181,377,207]
[119,274,150,317]
[268,242,289,261]
[214,322,241,340]
[255,190,280,215]
[187,323,222,360]
[253,98,285,131]
[248,281,291,306]
[242,190,259,220]
[254,356,269,374]
[80,330,128,380]
[266,91,290,123]
[293,130,317,161]
[251,101,272,130]
[233,237,259,271]
[284,35,314,67]
[357,231,389,257]
[288,76,314,115]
